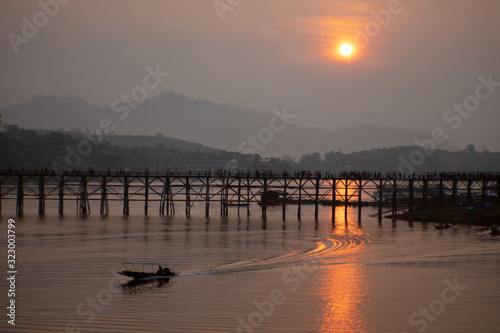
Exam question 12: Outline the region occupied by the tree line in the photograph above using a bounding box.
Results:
[1,126,498,172]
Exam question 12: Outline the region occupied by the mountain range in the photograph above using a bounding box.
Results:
[0,93,459,158]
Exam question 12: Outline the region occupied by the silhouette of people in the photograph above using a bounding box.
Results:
[157,265,163,275]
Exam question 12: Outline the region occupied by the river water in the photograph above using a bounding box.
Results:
[1,200,499,332]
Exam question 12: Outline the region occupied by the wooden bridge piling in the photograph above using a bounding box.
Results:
[344,179,348,205]
[378,179,383,218]
[58,176,64,215]
[144,175,149,215]
[358,180,362,205]
[77,176,89,215]
[332,178,336,222]
[219,179,223,217]
[282,176,287,220]
[205,176,210,218]
[246,175,251,218]
[297,178,302,219]
[408,179,414,212]
[38,175,45,215]
[220,177,225,217]
[392,179,397,214]
[100,176,109,216]
[159,176,174,216]
[185,176,191,217]
[16,175,23,216]
[314,177,319,220]
[224,178,229,217]
[422,180,428,208]
[238,177,242,217]
[262,178,268,220]
[123,176,129,216]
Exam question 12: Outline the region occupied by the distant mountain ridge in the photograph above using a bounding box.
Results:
[0,93,459,157]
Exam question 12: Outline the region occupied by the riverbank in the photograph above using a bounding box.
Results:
[387,201,500,226]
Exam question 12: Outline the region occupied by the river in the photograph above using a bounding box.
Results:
[1,200,499,332]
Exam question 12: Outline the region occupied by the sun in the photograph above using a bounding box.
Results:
[340,43,353,57]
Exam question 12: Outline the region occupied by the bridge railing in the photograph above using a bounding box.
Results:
[1,169,499,181]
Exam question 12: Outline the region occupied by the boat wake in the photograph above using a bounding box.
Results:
[177,235,371,277]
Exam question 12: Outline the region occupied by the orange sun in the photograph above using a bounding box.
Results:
[340,43,353,57]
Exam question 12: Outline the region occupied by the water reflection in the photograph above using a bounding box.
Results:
[316,206,372,332]
[316,264,371,333]
[331,206,363,232]
[121,277,171,294]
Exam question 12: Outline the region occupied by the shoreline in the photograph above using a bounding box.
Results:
[386,203,500,227]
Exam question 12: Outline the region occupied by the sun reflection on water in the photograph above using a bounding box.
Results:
[316,263,371,333]
[315,206,372,332]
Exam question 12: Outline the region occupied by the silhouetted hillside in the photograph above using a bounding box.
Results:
[0,93,459,157]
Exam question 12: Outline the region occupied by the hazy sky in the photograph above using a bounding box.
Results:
[1,0,499,149]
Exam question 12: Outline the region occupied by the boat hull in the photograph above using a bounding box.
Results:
[119,271,176,279]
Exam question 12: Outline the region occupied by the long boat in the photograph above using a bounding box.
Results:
[119,263,176,279]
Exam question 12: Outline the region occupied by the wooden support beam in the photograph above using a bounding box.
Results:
[164,176,174,216]
[77,176,89,215]
[144,175,149,215]
[332,178,336,222]
[205,176,210,218]
[16,175,23,216]
[314,177,320,220]
[58,176,64,215]
[220,177,224,217]
[100,176,108,216]
[392,179,397,214]
[38,175,45,215]
[225,178,229,217]
[344,179,348,205]
[238,177,242,217]
[282,176,287,220]
[123,176,129,215]
[297,177,302,219]
[378,179,383,218]
[262,177,267,220]
[358,179,362,205]
[185,176,190,217]
[246,176,250,218]
[166,177,170,216]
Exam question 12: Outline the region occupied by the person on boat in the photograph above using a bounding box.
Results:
[157,265,163,275]
[163,267,172,275]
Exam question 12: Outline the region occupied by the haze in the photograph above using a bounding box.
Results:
[1,0,499,151]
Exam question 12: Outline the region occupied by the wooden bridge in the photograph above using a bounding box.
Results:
[1,170,499,219]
